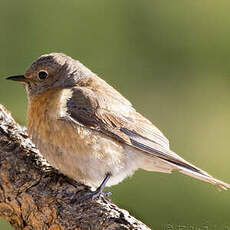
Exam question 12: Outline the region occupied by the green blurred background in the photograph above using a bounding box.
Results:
[0,0,230,229]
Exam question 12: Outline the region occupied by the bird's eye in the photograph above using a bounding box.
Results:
[38,71,48,80]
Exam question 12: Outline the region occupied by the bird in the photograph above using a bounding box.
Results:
[7,53,230,199]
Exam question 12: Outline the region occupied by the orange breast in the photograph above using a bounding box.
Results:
[27,88,108,157]
[27,88,75,151]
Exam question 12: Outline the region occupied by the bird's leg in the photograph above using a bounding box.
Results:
[91,172,112,200]
[79,173,112,201]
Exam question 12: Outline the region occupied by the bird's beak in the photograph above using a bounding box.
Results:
[6,75,27,83]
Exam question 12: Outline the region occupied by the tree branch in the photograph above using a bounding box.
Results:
[0,104,151,230]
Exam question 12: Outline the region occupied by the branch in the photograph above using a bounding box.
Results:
[0,105,151,230]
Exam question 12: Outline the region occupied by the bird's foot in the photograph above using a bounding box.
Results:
[90,189,112,201]
[78,173,112,201]
[79,189,112,201]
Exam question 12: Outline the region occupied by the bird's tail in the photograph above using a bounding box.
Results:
[124,127,229,190]
[163,152,230,190]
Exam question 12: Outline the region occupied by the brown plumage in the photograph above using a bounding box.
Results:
[7,53,230,194]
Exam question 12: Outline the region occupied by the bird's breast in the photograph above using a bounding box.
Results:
[26,88,130,188]
[27,88,90,156]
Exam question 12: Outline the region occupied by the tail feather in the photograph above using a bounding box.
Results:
[125,128,229,190]
[164,158,230,190]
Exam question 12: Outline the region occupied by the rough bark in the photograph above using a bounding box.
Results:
[0,104,151,230]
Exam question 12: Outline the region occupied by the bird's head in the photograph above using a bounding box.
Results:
[7,53,93,97]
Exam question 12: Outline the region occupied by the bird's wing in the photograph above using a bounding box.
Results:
[65,79,195,169]
[65,77,229,190]
[67,86,169,147]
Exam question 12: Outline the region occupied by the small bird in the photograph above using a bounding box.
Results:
[7,53,229,198]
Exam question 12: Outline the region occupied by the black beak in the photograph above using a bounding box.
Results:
[6,75,27,83]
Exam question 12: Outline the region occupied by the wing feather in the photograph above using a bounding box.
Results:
[66,85,205,174]
[64,78,229,190]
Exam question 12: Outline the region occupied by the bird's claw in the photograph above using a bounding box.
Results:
[79,190,112,201]
[91,190,112,200]
[78,173,112,202]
